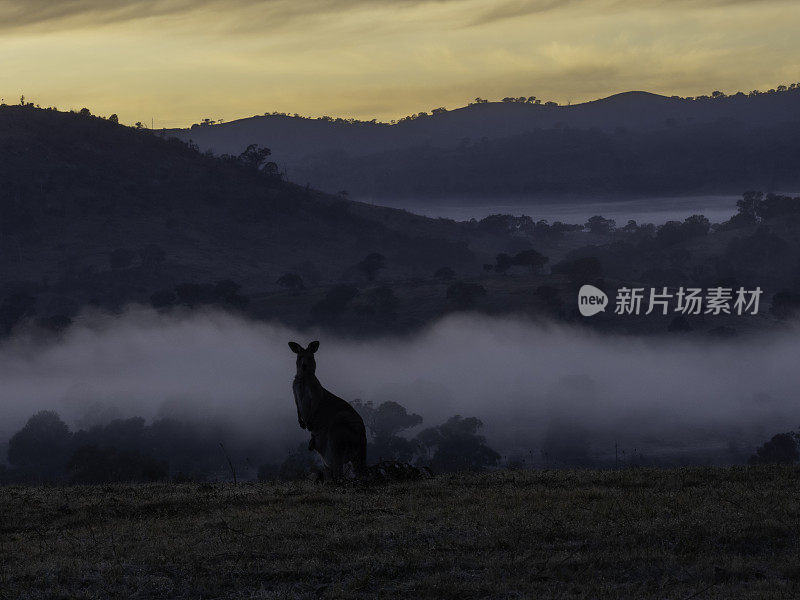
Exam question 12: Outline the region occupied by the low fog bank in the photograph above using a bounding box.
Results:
[1,307,798,467]
[369,195,738,226]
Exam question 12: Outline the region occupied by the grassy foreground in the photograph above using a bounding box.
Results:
[1,467,799,599]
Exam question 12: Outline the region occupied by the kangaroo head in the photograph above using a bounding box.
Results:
[288,340,320,377]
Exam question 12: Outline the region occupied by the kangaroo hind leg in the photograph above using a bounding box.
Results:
[323,446,343,483]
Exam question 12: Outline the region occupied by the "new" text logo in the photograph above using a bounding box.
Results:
[578,285,608,317]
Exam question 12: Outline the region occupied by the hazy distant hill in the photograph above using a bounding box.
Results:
[0,105,481,320]
[296,118,800,198]
[164,89,800,198]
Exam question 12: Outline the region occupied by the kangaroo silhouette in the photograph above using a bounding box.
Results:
[289,340,367,481]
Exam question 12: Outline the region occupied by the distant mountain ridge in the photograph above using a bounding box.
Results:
[162,88,800,197]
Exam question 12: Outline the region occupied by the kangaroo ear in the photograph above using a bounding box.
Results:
[288,341,303,354]
[307,340,320,353]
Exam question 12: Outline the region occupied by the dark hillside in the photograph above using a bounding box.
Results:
[0,105,478,320]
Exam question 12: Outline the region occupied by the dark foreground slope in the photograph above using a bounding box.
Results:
[2,467,799,599]
[0,105,481,320]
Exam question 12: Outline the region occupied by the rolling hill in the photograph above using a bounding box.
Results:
[163,88,800,198]
[1,102,796,338]
[0,104,490,325]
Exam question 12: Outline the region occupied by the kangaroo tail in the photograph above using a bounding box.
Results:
[355,429,368,475]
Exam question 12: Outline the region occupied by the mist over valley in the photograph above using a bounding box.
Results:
[1,308,797,479]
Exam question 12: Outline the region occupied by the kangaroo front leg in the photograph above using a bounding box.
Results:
[327,461,343,483]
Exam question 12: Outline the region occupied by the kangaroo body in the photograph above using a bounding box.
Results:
[289,341,367,481]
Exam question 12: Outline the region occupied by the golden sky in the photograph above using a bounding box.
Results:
[1,0,798,127]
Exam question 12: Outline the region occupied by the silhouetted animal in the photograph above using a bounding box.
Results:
[289,340,367,481]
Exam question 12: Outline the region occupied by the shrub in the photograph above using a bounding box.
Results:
[512,249,549,272]
[415,415,499,472]
[749,432,799,465]
[352,400,423,463]
[7,411,71,474]
[585,216,616,235]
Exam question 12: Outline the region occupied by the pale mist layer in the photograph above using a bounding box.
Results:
[0,308,797,465]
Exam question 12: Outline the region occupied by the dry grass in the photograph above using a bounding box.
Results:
[1,467,799,599]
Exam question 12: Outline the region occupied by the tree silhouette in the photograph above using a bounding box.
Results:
[494,253,513,274]
[749,432,799,465]
[656,215,709,246]
[352,400,423,463]
[276,273,305,291]
[8,411,71,474]
[237,144,276,173]
[415,415,499,472]
[585,216,616,235]
[512,249,548,273]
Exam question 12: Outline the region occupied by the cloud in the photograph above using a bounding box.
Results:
[467,0,579,26]
[0,0,438,32]
[0,0,296,32]
[0,0,785,32]
[467,0,789,26]
[0,0,198,30]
